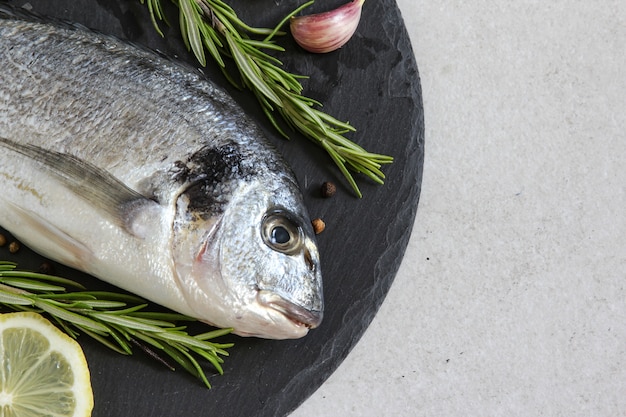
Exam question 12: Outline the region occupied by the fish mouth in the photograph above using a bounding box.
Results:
[257,291,323,329]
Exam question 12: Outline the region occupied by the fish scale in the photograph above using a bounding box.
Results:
[0,6,323,339]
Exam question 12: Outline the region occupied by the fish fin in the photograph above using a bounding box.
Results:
[0,136,160,237]
[7,202,93,270]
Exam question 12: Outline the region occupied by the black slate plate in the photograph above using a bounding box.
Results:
[0,0,424,415]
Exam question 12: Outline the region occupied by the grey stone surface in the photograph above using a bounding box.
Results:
[0,0,423,416]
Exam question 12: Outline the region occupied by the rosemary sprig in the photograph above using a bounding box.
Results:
[140,0,393,197]
[0,261,232,388]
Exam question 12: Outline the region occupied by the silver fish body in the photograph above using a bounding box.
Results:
[0,8,323,339]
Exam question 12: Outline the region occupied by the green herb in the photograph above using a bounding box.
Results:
[0,261,232,388]
[140,0,393,197]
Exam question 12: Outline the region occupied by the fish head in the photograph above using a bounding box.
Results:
[172,171,323,340]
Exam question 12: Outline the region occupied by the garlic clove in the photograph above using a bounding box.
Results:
[290,0,365,54]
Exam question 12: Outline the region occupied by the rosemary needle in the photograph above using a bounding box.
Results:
[140,0,393,197]
[0,261,232,388]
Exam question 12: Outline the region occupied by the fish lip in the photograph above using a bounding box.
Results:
[257,291,323,329]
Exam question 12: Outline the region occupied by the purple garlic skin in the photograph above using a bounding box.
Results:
[290,0,365,53]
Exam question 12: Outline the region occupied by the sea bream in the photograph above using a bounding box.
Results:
[0,7,323,339]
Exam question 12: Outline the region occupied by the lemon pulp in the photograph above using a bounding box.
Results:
[0,312,93,417]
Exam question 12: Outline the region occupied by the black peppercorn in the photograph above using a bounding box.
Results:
[321,182,336,198]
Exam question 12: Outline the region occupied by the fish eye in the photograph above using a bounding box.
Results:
[262,211,302,254]
[271,226,291,245]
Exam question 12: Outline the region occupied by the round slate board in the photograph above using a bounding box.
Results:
[0,0,424,415]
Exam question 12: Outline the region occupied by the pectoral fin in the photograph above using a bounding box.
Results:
[0,136,161,237]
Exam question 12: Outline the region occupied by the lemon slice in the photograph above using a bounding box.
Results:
[0,312,94,417]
